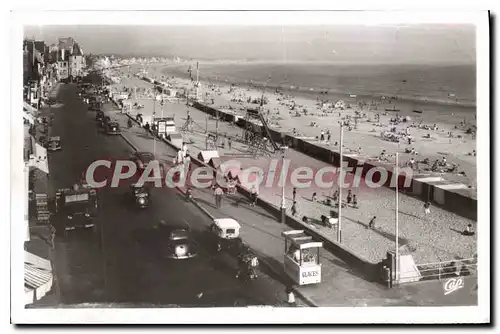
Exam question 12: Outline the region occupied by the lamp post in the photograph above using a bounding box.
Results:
[152,96,156,156]
[338,123,344,243]
[280,146,288,224]
[395,152,400,282]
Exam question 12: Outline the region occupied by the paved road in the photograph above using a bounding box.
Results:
[43,81,294,307]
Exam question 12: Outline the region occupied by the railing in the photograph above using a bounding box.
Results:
[400,257,477,283]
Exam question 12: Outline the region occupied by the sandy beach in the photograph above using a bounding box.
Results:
[111,62,477,190]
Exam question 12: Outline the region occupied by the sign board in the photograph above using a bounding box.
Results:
[299,266,322,285]
[65,193,89,203]
[157,120,166,134]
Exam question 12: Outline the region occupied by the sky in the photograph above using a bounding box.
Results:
[23,25,476,64]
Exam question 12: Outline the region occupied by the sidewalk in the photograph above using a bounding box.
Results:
[101,102,478,306]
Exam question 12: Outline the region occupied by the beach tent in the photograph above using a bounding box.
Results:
[198,150,219,164]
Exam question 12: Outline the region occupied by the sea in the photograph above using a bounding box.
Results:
[162,62,477,125]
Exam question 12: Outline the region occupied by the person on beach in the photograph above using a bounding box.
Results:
[424,201,431,217]
[368,216,376,229]
[214,185,224,209]
[462,224,475,236]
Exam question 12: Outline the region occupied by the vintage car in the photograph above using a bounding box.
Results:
[106,121,121,135]
[95,110,105,122]
[46,136,62,152]
[159,222,198,260]
[130,183,151,208]
[99,116,111,129]
[55,185,99,236]
[208,218,243,254]
[131,151,156,170]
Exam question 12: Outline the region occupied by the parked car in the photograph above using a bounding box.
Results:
[47,136,62,151]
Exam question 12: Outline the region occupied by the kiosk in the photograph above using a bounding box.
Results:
[282,230,323,285]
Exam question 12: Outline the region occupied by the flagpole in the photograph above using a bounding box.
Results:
[395,152,399,282]
[338,123,344,243]
[195,62,200,101]
[153,96,156,156]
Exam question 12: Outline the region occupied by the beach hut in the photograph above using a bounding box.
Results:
[335,100,346,110]
[167,133,183,149]
[198,150,220,164]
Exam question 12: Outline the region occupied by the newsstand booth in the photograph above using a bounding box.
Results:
[282,230,323,286]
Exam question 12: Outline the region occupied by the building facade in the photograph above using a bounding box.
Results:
[56,48,70,81]
[69,43,85,78]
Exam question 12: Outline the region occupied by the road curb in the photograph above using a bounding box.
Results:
[118,111,317,307]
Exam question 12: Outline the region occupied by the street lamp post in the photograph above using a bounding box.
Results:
[152,97,156,156]
[395,152,400,282]
[280,146,288,224]
[337,123,344,243]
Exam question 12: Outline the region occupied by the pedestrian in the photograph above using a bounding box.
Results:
[326,130,331,142]
[311,192,317,202]
[144,122,150,132]
[291,201,298,216]
[285,287,296,307]
[292,187,297,202]
[320,130,325,142]
[346,190,352,204]
[332,190,339,203]
[228,137,232,150]
[352,194,358,208]
[250,185,258,206]
[183,152,191,175]
[424,201,431,216]
[214,185,224,209]
[368,216,376,229]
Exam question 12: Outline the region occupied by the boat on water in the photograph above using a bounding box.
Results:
[385,105,400,112]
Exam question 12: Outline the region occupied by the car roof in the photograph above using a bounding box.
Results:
[213,218,240,229]
[137,151,154,157]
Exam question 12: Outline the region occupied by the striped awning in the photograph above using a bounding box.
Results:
[24,252,53,305]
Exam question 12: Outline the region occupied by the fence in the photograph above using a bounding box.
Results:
[400,257,477,284]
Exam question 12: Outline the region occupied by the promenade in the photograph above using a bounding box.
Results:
[101,98,478,307]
